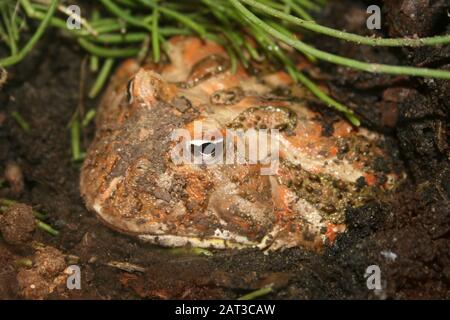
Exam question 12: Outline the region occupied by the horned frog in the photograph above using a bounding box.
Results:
[80,37,404,251]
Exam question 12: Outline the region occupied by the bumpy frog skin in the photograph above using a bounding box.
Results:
[80,37,405,251]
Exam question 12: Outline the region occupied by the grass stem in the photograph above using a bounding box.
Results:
[242,0,450,47]
[238,285,273,300]
[231,0,450,80]
[0,0,59,67]
[11,111,30,132]
[89,58,114,98]
[35,219,59,236]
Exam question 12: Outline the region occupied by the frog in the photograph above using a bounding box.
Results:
[80,37,405,251]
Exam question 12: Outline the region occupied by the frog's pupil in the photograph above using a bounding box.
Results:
[201,143,215,156]
[190,141,220,158]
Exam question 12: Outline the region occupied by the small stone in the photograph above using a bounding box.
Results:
[88,256,98,264]
[4,161,24,195]
[17,269,50,300]
[0,203,35,245]
[66,255,80,265]
[0,67,7,88]
[34,246,66,278]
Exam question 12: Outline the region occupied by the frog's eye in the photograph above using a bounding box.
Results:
[189,139,223,162]
[201,143,215,156]
[126,78,135,104]
[210,87,244,106]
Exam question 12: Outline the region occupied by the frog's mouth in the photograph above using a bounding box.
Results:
[93,199,274,250]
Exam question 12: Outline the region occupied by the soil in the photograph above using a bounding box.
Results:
[0,0,448,299]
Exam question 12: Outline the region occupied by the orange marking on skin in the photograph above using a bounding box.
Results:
[262,100,290,108]
[324,222,345,245]
[115,59,140,79]
[183,38,226,66]
[306,121,324,138]
[185,174,208,203]
[151,209,167,221]
[117,110,128,124]
[286,121,327,156]
[295,54,315,70]
[364,173,377,186]
[272,185,294,219]
[185,117,206,137]
[168,35,186,46]
[162,64,176,75]
[333,121,354,138]
[264,72,292,88]
[275,71,293,85]
[195,72,245,96]
[278,148,288,160]
[182,38,202,64]
[325,225,337,244]
[227,96,264,113]
[98,176,122,203]
[346,154,365,171]
[329,145,338,157]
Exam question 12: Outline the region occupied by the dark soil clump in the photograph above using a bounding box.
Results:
[0,203,35,245]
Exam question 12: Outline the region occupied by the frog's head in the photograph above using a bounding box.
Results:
[81,63,279,250]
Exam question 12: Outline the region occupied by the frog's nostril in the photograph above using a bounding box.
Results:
[210,87,244,105]
[126,78,134,103]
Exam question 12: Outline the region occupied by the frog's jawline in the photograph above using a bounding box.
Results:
[92,201,272,250]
